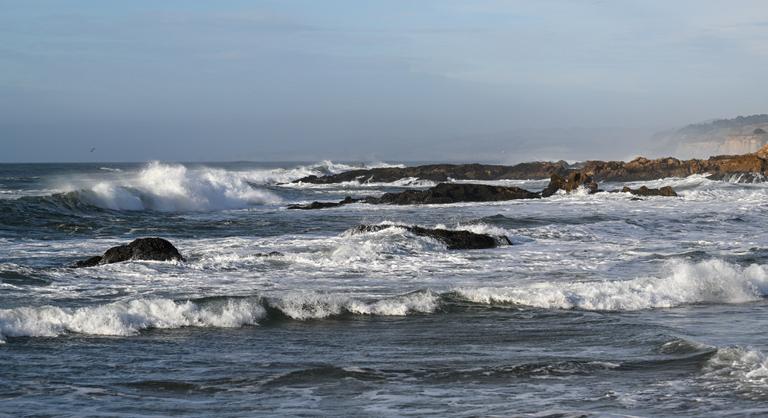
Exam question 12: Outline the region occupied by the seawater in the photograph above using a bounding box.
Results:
[2,161,768,417]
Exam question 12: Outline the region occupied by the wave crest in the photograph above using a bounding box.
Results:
[454,259,768,311]
[73,162,280,211]
[0,298,266,342]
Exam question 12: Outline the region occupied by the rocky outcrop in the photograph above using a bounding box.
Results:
[580,154,768,182]
[294,162,571,184]
[621,186,678,197]
[287,183,540,209]
[294,150,768,185]
[541,173,598,197]
[352,224,511,250]
[73,238,184,267]
[286,197,361,210]
[369,183,540,205]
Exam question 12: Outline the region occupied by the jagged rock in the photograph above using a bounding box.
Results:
[621,186,678,197]
[541,174,565,197]
[580,154,768,182]
[369,183,540,205]
[293,162,571,184]
[73,238,184,267]
[541,173,597,196]
[352,224,511,250]
[287,196,361,210]
[564,172,598,193]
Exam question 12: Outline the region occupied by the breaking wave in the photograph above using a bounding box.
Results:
[65,162,281,211]
[701,346,768,397]
[3,259,766,342]
[0,291,439,343]
[454,259,768,311]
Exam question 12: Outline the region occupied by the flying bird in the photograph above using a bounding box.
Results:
[90,147,96,153]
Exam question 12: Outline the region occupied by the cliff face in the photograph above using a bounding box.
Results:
[661,114,768,158]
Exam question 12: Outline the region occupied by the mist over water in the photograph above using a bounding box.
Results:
[2,161,768,416]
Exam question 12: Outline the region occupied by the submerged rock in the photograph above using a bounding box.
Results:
[73,238,185,268]
[352,224,511,250]
[621,186,678,197]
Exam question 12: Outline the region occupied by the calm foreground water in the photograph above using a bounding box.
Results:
[2,161,768,417]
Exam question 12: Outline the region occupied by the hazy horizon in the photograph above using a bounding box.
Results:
[3,0,768,163]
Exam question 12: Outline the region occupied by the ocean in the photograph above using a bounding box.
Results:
[1,161,768,417]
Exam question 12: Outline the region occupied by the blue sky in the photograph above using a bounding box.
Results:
[2,0,767,162]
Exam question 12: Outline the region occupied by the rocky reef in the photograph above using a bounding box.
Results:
[351,224,511,250]
[73,238,185,268]
[287,183,540,209]
[293,146,768,185]
[620,186,678,197]
[294,162,571,184]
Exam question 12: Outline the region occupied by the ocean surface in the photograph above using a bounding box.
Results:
[2,161,768,417]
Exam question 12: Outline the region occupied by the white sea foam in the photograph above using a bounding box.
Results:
[75,161,280,211]
[455,259,768,311]
[0,298,265,343]
[0,292,439,342]
[701,346,768,396]
[245,160,405,185]
[270,291,439,320]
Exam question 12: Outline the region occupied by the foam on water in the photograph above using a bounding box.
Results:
[455,259,768,311]
[701,346,768,397]
[0,291,440,342]
[0,298,266,343]
[239,160,404,185]
[69,162,280,211]
[270,290,439,320]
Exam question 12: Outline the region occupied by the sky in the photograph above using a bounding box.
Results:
[2,0,768,163]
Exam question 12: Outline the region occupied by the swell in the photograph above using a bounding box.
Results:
[3,258,768,342]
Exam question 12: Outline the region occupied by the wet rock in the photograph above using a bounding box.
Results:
[293,162,571,184]
[287,197,361,210]
[73,256,103,268]
[352,224,511,250]
[541,173,598,196]
[255,251,284,257]
[621,186,678,197]
[368,183,540,205]
[580,154,768,182]
[73,238,184,267]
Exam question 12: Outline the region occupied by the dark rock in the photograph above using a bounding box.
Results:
[352,224,511,250]
[73,238,184,267]
[73,256,102,268]
[293,162,571,184]
[368,183,540,205]
[287,196,361,210]
[255,251,284,257]
[541,172,598,196]
[621,186,678,197]
[564,172,598,194]
[541,174,565,197]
